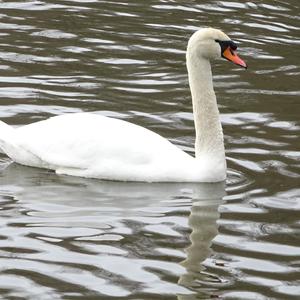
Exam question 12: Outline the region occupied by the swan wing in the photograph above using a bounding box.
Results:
[12,113,192,181]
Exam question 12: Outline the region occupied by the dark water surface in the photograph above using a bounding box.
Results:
[0,1,299,299]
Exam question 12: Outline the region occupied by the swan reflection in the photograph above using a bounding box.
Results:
[178,193,223,299]
[0,160,225,298]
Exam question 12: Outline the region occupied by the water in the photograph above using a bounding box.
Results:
[0,0,299,299]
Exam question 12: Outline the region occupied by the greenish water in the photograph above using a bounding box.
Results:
[0,1,299,299]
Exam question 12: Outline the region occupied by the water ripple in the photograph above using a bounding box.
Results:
[0,0,299,299]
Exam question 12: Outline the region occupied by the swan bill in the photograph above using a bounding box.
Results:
[222,47,247,69]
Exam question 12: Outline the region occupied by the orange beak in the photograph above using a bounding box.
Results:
[222,47,247,69]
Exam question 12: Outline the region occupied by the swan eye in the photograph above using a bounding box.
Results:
[215,39,238,54]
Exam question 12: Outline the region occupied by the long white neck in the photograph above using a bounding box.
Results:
[186,48,225,163]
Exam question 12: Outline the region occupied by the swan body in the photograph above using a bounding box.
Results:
[0,113,224,182]
[0,28,246,182]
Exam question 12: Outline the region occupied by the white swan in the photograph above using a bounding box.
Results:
[0,28,246,182]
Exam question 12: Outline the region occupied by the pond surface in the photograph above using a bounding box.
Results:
[0,1,299,299]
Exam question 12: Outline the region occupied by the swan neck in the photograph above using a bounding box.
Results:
[186,52,225,160]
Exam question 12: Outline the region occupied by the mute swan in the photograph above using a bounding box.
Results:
[0,28,246,182]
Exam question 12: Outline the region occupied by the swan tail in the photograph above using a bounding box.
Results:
[0,120,15,154]
[0,121,45,167]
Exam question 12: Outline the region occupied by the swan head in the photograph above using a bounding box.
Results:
[187,27,247,68]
